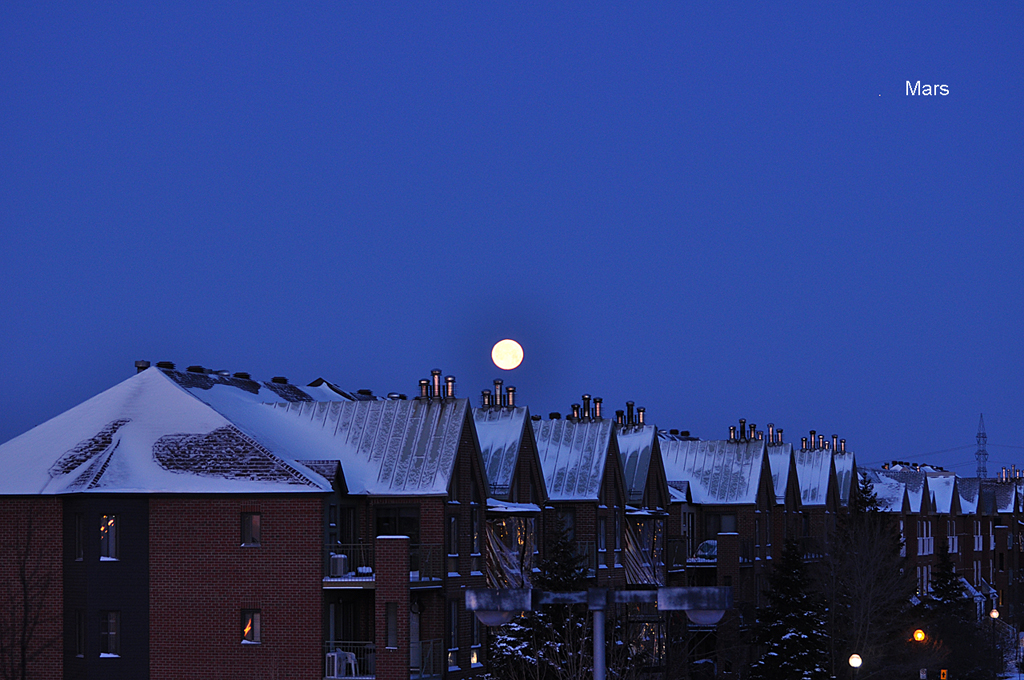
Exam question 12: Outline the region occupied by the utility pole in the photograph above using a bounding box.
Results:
[977,413,989,479]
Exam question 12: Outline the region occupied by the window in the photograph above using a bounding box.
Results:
[470,506,482,573]
[75,513,84,561]
[99,515,118,560]
[447,599,459,669]
[99,611,119,657]
[386,602,398,648]
[471,615,482,666]
[241,513,261,546]
[597,517,607,552]
[557,509,575,542]
[376,506,420,544]
[705,513,737,537]
[241,609,261,644]
[614,511,623,566]
[448,515,459,574]
[75,610,85,657]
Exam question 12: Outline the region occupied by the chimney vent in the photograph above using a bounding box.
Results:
[387,392,402,400]
[616,410,625,426]
[494,379,504,406]
[582,394,591,420]
[817,434,824,450]
[187,365,206,373]
[767,423,775,445]
[532,415,542,421]
[729,426,737,441]
[669,429,679,435]
[739,419,747,441]
[777,428,784,444]
[550,412,561,420]
[271,376,289,384]
[419,379,430,399]
[431,370,442,400]
[357,389,373,396]
[801,437,808,451]
[749,423,756,440]
[626,401,635,426]
[506,386,515,407]
[233,372,251,380]
[756,430,764,440]
[570,404,581,420]
[135,360,151,373]
[594,397,603,420]
[155,361,175,370]
[482,390,492,408]
[839,439,845,453]
[832,434,839,451]
[637,407,645,425]
[444,375,455,399]
[680,431,690,437]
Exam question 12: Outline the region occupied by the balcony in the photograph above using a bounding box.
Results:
[323,544,443,588]
[665,538,688,572]
[576,541,597,577]
[324,639,442,680]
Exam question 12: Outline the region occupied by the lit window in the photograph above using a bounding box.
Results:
[99,611,120,657]
[99,515,118,561]
[447,599,459,669]
[241,513,261,546]
[241,609,261,644]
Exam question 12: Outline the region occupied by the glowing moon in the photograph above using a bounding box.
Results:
[491,339,524,370]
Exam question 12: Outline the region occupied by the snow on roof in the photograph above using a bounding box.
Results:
[262,398,469,496]
[667,481,691,504]
[861,469,906,513]
[617,424,657,503]
[0,368,330,494]
[766,444,793,505]
[473,406,528,498]
[833,452,856,507]
[533,418,613,502]
[794,447,833,507]
[163,368,322,405]
[992,483,1016,513]
[659,438,765,505]
[926,472,957,514]
[486,498,541,514]
[958,478,980,514]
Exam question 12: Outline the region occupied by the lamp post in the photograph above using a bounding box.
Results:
[849,653,862,680]
[991,608,1000,680]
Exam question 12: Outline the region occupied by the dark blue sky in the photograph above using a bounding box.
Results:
[2,2,1021,473]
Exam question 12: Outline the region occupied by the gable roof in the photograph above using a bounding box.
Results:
[958,477,980,514]
[617,425,657,504]
[926,471,957,514]
[533,418,614,502]
[766,443,794,506]
[473,406,530,498]
[262,398,470,496]
[860,469,907,513]
[659,437,766,505]
[0,368,331,495]
[794,447,834,507]
[833,452,857,507]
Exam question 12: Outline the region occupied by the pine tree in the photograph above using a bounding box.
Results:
[749,538,831,680]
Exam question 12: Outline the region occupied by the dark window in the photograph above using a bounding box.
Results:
[386,602,398,648]
[241,609,261,644]
[75,610,85,657]
[74,513,84,561]
[447,599,459,668]
[375,506,420,545]
[99,611,120,656]
[99,515,118,560]
[597,517,607,552]
[705,513,737,537]
[1000,552,1005,571]
[448,515,459,574]
[241,513,261,546]
[557,509,575,542]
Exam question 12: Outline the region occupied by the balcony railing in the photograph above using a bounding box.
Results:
[324,544,444,584]
[800,537,823,560]
[324,639,442,680]
[665,538,688,572]
[917,536,934,556]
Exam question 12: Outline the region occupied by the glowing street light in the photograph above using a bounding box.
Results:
[914,629,927,642]
[849,653,862,680]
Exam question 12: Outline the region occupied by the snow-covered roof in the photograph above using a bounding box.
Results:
[833,452,857,507]
[473,406,529,498]
[958,478,980,514]
[766,444,793,505]
[486,498,541,514]
[667,480,691,504]
[0,368,331,494]
[263,398,469,496]
[861,469,906,513]
[926,472,957,514]
[659,438,766,505]
[794,448,833,507]
[992,483,1016,514]
[533,418,614,502]
[617,424,657,503]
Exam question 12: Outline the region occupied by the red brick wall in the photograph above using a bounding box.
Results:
[0,497,62,680]
[375,536,410,680]
[148,495,322,680]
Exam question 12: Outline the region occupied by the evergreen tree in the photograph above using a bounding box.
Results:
[749,538,831,680]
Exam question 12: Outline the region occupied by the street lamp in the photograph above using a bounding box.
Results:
[849,653,862,680]
[990,608,1000,680]
[914,629,927,643]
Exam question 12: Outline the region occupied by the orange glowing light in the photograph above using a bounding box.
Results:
[913,629,926,642]
[243,618,253,639]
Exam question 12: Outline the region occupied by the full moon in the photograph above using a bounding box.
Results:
[491,339,524,370]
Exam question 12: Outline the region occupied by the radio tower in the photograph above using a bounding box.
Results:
[976,413,988,479]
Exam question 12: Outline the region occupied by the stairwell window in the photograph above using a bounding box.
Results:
[99,611,120,657]
[241,513,261,547]
[99,515,118,561]
[448,515,459,575]
[241,609,261,644]
[447,599,460,670]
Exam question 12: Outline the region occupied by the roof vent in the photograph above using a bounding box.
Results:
[494,379,504,406]
[445,376,456,399]
[582,394,591,420]
[748,422,756,440]
[156,361,175,370]
[419,379,430,399]
[594,397,603,420]
[626,401,635,426]
[135,360,151,373]
[839,439,846,453]
[801,437,808,451]
[777,428,783,444]
[832,434,839,451]
[767,423,775,445]
[505,386,515,407]
[669,429,679,435]
[233,372,252,380]
[739,419,747,441]
[532,415,542,421]
[729,426,737,441]
[637,407,645,425]
[550,412,561,420]
[808,430,816,450]
[271,376,289,384]
[431,369,442,400]
[387,392,402,400]
[186,365,206,373]
[357,389,373,396]
[817,434,824,450]
[616,410,625,425]
[481,389,492,408]
[570,404,581,421]
[680,431,690,437]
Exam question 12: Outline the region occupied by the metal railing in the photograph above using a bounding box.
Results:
[800,537,824,560]
[324,641,375,678]
[410,544,443,582]
[325,545,375,579]
[411,639,442,679]
[665,538,688,572]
